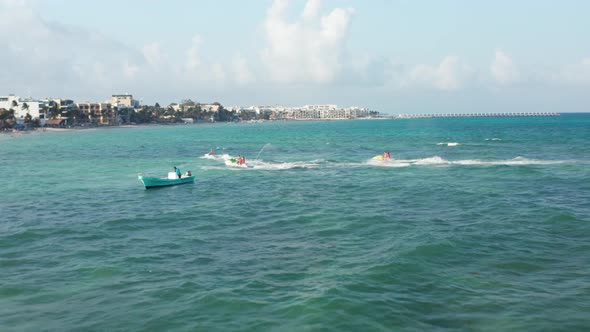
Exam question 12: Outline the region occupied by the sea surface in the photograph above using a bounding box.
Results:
[1,115,589,331]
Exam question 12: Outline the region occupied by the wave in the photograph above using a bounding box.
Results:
[485,138,502,141]
[203,154,572,171]
[365,159,412,168]
[200,153,232,161]
[249,160,321,170]
[203,155,322,170]
[437,142,460,146]
[366,156,570,167]
[451,156,568,166]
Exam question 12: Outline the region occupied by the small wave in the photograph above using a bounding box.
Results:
[366,156,569,167]
[366,156,448,167]
[200,153,231,161]
[365,159,411,168]
[413,156,448,165]
[437,142,460,146]
[207,158,322,170]
[453,156,567,166]
[485,138,502,141]
[248,160,320,170]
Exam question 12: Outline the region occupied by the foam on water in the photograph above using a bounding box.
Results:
[366,156,572,167]
[202,155,322,170]
[365,159,412,168]
[249,160,321,170]
[200,153,231,161]
[437,142,460,146]
[212,156,580,170]
[452,156,569,166]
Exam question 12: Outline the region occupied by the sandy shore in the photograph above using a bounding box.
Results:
[0,122,206,135]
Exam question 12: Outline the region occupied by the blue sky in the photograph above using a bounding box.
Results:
[1,0,589,113]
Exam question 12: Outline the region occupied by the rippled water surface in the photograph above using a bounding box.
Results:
[1,115,589,331]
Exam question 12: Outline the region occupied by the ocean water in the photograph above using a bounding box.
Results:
[1,115,589,331]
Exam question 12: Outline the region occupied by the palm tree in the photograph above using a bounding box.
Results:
[113,106,120,125]
[24,113,32,126]
[40,104,49,118]
[70,107,80,125]
[49,102,60,119]
[0,109,16,129]
[100,107,109,125]
[0,109,8,129]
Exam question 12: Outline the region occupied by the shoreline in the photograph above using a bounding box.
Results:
[0,122,212,135]
[0,118,380,135]
[2,113,582,135]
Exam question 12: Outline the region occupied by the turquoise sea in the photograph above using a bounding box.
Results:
[1,115,589,331]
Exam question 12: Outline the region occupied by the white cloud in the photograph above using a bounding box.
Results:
[185,35,203,71]
[261,0,354,83]
[142,42,164,67]
[406,56,471,91]
[0,0,27,8]
[6,0,589,109]
[302,0,321,20]
[491,50,520,84]
[123,61,140,79]
[0,0,238,102]
[211,63,226,83]
[0,4,145,98]
[232,54,255,84]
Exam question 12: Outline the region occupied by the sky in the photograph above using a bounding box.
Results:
[1,0,589,113]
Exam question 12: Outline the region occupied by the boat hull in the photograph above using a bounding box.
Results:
[138,175,195,189]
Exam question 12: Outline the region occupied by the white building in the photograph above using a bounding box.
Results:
[107,94,139,108]
[302,104,338,111]
[168,103,182,112]
[199,103,222,112]
[265,104,371,120]
[0,95,48,125]
[0,95,19,111]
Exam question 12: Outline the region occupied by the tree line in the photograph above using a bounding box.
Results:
[0,101,39,129]
[1,98,276,130]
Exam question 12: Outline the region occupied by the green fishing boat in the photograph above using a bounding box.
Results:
[138,173,195,189]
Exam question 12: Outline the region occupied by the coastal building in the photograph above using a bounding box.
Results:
[43,98,75,110]
[168,103,182,112]
[76,102,112,124]
[228,106,257,120]
[263,104,372,120]
[107,94,139,108]
[45,119,66,127]
[0,95,19,112]
[0,95,48,125]
[249,106,275,117]
[302,104,338,111]
[199,102,222,113]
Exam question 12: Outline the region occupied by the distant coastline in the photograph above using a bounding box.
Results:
[2,111,575,135]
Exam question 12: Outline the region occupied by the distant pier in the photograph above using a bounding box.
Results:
[390,112,560,119]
